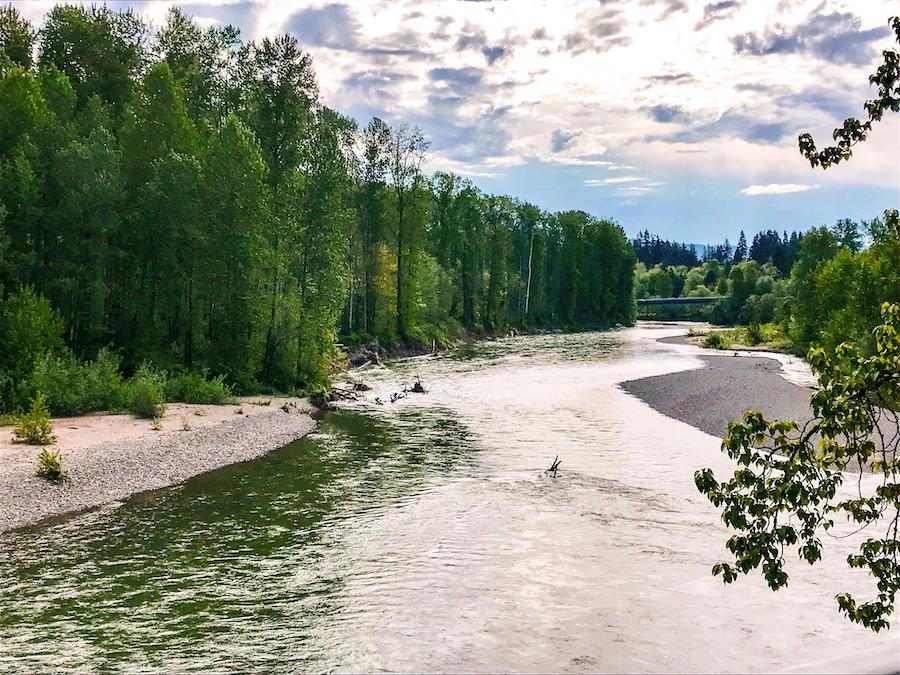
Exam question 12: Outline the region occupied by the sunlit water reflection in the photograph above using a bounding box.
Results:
[1,323,896,672]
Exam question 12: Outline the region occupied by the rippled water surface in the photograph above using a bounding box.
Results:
[1,324,897,672]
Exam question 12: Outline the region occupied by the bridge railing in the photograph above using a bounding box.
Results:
[635,296,719,307]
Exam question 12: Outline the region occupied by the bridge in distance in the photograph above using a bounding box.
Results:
[636,296,719,307]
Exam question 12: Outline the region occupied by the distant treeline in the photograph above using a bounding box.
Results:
[635,214,899,355]
[631,231,700,268]
[0,5,635,412]
[632,228,804,274]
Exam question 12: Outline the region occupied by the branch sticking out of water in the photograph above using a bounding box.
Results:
[548,455,562,478]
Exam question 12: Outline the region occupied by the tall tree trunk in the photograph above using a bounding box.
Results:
[347,228,354,333]
[296,246,309,382]
[261,241,280,380]
[524,229,534,318]
[396,194,405,339]
[185,260,194,370]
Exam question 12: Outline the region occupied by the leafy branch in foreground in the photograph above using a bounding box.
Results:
[696,303,900,632]
[798,16,899,169]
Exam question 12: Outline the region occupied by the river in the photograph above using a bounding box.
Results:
[1,323,897,672]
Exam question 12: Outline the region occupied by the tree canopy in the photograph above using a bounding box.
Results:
[698,15,900,631]
[0,5,636,412]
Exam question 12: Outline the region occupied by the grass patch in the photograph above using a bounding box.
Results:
[703,323,795,353]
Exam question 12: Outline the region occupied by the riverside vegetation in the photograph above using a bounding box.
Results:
[12,392,55,445]
[698,16,900,633]
[634,213,899,355]
[2,0,900,638]
[0,4,635,420]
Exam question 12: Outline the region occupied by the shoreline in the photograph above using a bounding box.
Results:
[0,400,315,533]
[621,328,817,440]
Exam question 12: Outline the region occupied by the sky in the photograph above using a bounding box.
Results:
[16,0,900,243]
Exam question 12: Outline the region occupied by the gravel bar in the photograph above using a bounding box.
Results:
[0,408,315,533]
[620,354,816,439]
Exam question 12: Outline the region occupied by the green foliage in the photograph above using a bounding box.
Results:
[746,322,762,346]
[126,363,167,418]
[165,371,233,405]
[0,66,48,150]
[21,351,87,417]
[0,288,65,405]
[13,393,55,445]
[700,324,793,353]
[38,4,145,115]
[697,304,900,631]
[0,4,638,413]
[703,332,724,349]
[81,350,126,410]
[661,25,899,631]
[36,448,64,482]
[19,349,126,416]
[789,212,900,355]
[0,6,34,69]
[634,263,674,299]
[798,17,900,169]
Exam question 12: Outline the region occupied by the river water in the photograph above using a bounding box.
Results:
[1,323,897,672]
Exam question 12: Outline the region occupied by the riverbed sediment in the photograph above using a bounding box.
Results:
[620,353,816,438]
[0,403,315,532]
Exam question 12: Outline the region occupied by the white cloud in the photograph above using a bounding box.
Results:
[740,183,820,195]
[585,176,664,188]
[15,0,899,214]
[601,176,645,184]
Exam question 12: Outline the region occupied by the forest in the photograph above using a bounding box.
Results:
[635,213,900,355]
[0,5,636,414]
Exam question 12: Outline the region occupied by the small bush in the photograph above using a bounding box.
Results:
[704,332,725,349]
[13,393,56,445]
[0,287,65,386]
[80,349,126,411]
[165,371,233,405]
[126,363,167,418]
[36,448,64,482]
[747,322,763,346]
[20,351,84,416]
[20,348,126,416]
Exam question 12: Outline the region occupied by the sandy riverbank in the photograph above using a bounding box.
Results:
[620,349,816,439]
[0,398,315,532]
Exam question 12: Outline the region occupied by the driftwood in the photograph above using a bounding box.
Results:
[330,386,360,401]
[349,349,381,368]
[370,377,427,407]
[547,455,561,478]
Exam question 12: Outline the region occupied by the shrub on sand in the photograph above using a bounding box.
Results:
[127,363,167,418]
[13,393,56,445]
[36,448,64,482]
